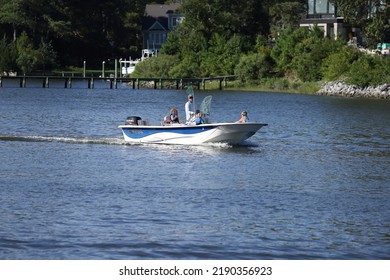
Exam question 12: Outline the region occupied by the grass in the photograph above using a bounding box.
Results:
[222,78,321,94]
[198,78,320,94]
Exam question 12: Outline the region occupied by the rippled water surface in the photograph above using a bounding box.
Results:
[0,85,389,259]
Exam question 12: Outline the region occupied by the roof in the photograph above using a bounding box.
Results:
[142,16,168,31]
[144,3,181,18]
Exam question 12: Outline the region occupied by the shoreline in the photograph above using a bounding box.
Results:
[316,81,390,99]
[226,80,390,100]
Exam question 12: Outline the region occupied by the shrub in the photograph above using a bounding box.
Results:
[293,53,321,81]
[131,54,181,78]
[321,46,362,81]
[235,52,274,82]
[292,35,344,82]
[347,55,390,87]
[200,34,242,76]
[271,27,311,73]
[0,37,18,74]
[16,32,39,74]
[271,27,345,82]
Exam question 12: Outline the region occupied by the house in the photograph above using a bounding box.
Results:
[300,0,387,46]
[141,3,183,54]
[299,0,347,40]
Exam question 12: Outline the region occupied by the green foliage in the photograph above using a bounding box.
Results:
[330,0,390,46]
[16,32,38,74]
[158,0,273,78]
[180,0,269,49]
[330,0,371,27]
[159,32,179,56]
[36,39,58,71]
[235,51,274,82]
[321,46,363,81]
[173,25,207,77]
[293,33,344,81]
[0,30,59,74]
[0,36,17,73]
[0,0,31,41]
[0,0,388,91]
[0,0,154,67]
[131,54,180,78]
[269,1,306,32]
[271,26,346,82]
[271,27,311,73]
[347,55,390,87]
[200,34,242,76]
[364,10,390,46]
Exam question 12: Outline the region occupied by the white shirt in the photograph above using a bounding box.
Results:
[185,101,194,121]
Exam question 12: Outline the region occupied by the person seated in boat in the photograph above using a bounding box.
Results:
[195,112,205,125]
[170,108,180,124]
[236,111,249,123]
[162,115,171,125]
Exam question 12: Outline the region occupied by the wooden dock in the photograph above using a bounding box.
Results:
[0,75,237,90]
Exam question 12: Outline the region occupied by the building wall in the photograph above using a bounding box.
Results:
[142,3,183,51]
[301,0,345,40]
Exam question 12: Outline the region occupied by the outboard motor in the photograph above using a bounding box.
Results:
[125,116,142,125]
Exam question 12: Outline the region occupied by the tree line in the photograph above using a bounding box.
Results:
[0,0,160,73]
[133,0,390,87]
[0,0,389,87]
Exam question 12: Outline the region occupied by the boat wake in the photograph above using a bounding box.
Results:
[0,134,125,146]
[0,134,259,150]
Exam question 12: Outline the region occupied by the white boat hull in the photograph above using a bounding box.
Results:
[118,123,267,145]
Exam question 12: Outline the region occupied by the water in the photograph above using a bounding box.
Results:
[1,84,389,259]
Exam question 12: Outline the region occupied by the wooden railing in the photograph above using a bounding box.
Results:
[0,75,237,90]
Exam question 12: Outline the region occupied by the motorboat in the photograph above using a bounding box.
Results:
[118,93,267,145]
[119,121,267,145]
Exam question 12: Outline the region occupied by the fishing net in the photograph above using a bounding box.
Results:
[199,95,212,123]
[200,95,212,115]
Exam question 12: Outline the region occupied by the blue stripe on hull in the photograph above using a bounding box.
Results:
[122,126,217,139]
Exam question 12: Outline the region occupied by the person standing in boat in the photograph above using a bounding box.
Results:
[236,111,249,123]
[170,108,179,124]
[185,95,195,123]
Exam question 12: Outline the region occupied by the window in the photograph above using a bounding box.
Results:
[308,0,315,14]
[172,17,178,27]
[149,32,168,46]
[307,0,336,15]
[316,0,328,13]
[150,32,161,45]
[328,3,335,13]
